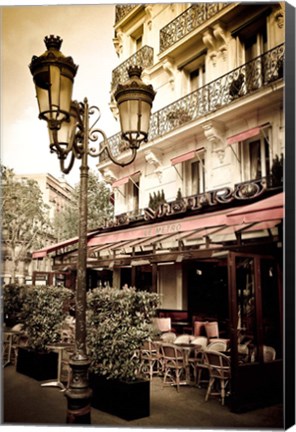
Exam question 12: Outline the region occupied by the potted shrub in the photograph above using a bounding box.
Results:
[2,283,26,328]
[16,285,73,381]
[86,286,159,420]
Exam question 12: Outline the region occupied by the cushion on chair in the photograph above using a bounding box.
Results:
[193,321,208,337]
[205,321,219,339]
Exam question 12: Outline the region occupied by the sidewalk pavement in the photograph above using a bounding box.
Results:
[2,364,284,429]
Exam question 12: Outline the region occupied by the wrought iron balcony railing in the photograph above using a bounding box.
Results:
[115,5,137,24]
[160,3,228,53]
[101,44,284,162]
[111,46,154,91]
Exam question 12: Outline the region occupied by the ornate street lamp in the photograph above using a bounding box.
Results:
[29,35,155,424]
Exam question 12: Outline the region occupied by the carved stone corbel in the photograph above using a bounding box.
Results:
[113,30,123,56]
[213,23,230,46]
[145,5,153,30]
[109,99,119,121]
[161,57,175,90]
[202,29,217,67]
[102,168,117,185]
[145,150,163,183]
[273,3,285,28]
[202,120,226,163]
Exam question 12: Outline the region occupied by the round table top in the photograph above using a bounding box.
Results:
[46,342,74,350]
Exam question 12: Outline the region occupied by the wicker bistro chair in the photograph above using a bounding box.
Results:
[187,348,209,387]
[160,343,187,392]
[206,341,228,352]
[191,336,208,350]
[204,350,231,406]
[263,345,276,362]
[139,340,160,380]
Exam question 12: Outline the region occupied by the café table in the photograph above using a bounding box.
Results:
[41,342,74,391]
[3,329,23,367]
[174,343,202,384]
[172,321,190,334]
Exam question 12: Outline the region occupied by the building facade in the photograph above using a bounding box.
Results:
[33,3,286,412]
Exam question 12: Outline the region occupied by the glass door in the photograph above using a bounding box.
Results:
[228,252,283,412]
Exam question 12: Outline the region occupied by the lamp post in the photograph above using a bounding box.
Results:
[29,35,155,424]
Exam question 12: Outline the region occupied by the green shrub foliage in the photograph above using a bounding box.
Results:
[86,287,159,381]
[3,283,26,326]
[19,285,73,351]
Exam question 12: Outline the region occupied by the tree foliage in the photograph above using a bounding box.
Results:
[53,170,114,240]
[1,166,52,282]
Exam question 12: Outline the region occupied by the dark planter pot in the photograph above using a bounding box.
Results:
[16,346,58,381]
[89,373,150,421]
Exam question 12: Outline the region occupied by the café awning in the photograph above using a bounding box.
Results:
[32,192,284,259]
[112,171,140,188]
[226,192,284,225]
[226,124,269,145]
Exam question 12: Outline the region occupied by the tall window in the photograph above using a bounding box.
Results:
[131,25,143,53]
[235,16,268,91]
[244,25,267,63]
[241,135,270,181]
[190,64,205,92]
[126,180,139,212]
[235,15,268,63]
[184,155,205,196]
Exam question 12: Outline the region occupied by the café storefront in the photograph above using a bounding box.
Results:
[33,188,284,412]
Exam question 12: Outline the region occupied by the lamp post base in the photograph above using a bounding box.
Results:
[64,355,92,424]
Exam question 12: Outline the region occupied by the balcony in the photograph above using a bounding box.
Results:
[115,5,137,25]
[101,44,284,163]
[160,3,227,53]
[111,46,154,92]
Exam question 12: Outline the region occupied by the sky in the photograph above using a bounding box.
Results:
[1,3,120,186]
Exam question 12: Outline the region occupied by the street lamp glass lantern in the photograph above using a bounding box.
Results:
[29,35,78,129]
[48,101,79,154]
[114,66,156,149]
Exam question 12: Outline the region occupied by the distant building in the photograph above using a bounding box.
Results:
[14,173,74,221]
[2,173,74,284]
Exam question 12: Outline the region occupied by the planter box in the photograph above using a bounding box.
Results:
[16,347,58,381]
[89,373,150,421]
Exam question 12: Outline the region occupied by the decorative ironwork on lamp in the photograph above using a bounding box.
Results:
[29,35,155,425]
[29,35,155,170]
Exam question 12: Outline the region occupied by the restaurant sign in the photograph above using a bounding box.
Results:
[106,178,266,228]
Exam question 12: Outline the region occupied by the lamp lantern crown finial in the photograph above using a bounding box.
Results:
[44,35,63,51]
[127,65,143,79]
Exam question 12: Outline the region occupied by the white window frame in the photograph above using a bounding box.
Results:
[183,153,206,196]
[125,177,140,212]
[240,132,270,182]
[130,25,143,54]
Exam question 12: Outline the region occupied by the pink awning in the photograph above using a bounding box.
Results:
[88,210,230,247]
[171,148,204,165]
[32,193,284,258]
[227,126,262,145]
[112,171,140,188]
[32,236,79,259]
[32,231,98,259]
[226,193,284,225]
